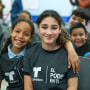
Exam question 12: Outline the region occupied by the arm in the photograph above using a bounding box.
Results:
[65,41,80,73]
[67,77,78,90]
[18,0,23,12]
[24,75,33,90]
[0,80,2,90]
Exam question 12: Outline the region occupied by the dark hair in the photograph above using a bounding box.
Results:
[19,10,32,19]
[1,18,34,53]
[71,8,90,23]
[36,10,65,26]
[36,10,69,46]
[70,22,88,34]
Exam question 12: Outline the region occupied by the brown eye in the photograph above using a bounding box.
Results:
[24,33,30,36]
[42,27,47,29]
[73,34,77,37]
[79,33,83,36]
[52,27,57,29]
[15,30,20,33]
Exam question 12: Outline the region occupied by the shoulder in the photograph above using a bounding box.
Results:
[0,52,8,63]
[27,41,41,48]
[56,47,68,61]
[26,42,41,56]
[60,47,68,54]
[0,52,8,58]
[86,40,90,49]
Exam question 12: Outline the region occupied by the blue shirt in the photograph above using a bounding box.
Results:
[8,44,27,59]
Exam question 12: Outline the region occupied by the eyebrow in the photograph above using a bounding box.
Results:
[41,24,58,27]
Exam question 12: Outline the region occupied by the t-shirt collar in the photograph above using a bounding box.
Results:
[8,44,27,59]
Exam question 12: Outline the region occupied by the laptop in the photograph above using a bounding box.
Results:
[78,56,90,90]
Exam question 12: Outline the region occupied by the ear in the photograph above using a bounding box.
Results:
[59,26,62,34]
[10,29,13,36]
[86,23,88,27]
[69,34,72,40]
[29,36,34,42]
[85,33,88,39]
[37,25,40,33]
[30,18,32,22]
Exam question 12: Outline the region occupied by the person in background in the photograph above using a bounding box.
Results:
[24,10,79,90]
[0,18,10,51]
[0,0,5,19]
[10,0,23,24]
[67,8,90,39]
[70,22,90,58]
[0,18,34,90]
[18,10,41,42]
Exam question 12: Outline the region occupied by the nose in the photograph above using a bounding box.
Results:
[76,35,80,39]
[47,29,52,35]
[18,33,23,38]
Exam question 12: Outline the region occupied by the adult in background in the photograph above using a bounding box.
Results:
[0,0,5,19]
[10,0,23,24]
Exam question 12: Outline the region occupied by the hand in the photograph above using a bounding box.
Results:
[68,52,80,73]
[65,41,80,73]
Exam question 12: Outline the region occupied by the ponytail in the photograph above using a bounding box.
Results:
[1,37,12,53]
[56,28,70,46]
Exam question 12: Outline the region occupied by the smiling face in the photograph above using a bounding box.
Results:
[37,17,61,46]
[70,28,88,48]
[10,21,32,51]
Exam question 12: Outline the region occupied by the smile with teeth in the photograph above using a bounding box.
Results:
[15,39,24,45]
[75,40,81,44]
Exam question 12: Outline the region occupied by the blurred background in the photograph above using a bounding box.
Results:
[2,0,77,23]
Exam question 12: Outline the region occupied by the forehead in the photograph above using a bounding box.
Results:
[19,12,29,16]
[71,28,85,34]
[40,17,59,25]
[71,15,85,20]
[19,13,30,18]
[15,21,31,29]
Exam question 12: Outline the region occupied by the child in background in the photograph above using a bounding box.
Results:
[18,10,41,42]
[67,8,90,36]
[0,18,34,90]
[70,22,90,58]
[24,10,78,90]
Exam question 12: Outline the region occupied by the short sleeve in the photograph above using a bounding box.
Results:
[23,49,32,76]
[0,63,4,80]
[66,67,79,79]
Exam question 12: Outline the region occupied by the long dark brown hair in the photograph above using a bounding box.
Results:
[36,10,69,46]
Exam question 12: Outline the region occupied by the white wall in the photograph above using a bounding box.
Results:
[27,0,74,16]
[2,0,77,22]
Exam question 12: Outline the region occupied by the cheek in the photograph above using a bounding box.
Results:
[53,32,60,37]
[39,30,45,35]
[71,37,75,41]
[26,37,31,41]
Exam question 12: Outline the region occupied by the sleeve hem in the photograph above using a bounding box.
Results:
[23,72,30,76]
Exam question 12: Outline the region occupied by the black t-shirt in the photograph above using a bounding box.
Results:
[75,40,90,56]
[0,52,24,90]
[24,43,78,90]
[0,42,39,90]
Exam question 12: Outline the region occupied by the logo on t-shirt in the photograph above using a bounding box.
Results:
[50,68,64,84]
[32,67,64,84]
[32,67,43,82]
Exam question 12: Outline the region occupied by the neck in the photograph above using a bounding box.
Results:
[42,42,61,51]
[10,46,24,54]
